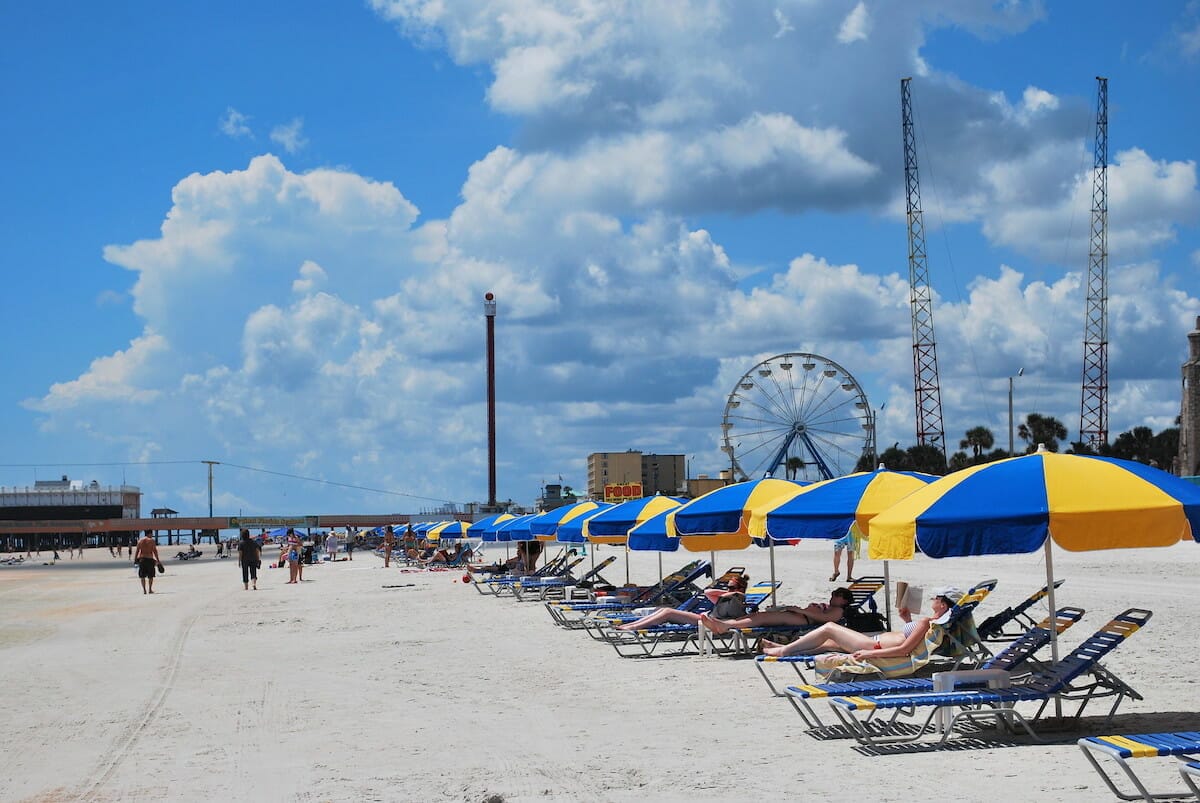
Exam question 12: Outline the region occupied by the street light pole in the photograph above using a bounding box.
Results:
[1008,368,1024,456]
[202,461,219,517]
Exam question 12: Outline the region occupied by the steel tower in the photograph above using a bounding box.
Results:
[1079,77,1109,450]
[900,78,946,458]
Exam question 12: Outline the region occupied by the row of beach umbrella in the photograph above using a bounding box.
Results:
[464,448,1200,659]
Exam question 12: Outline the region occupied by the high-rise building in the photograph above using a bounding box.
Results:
[1179,316,1200,476]
[586,451,685,499]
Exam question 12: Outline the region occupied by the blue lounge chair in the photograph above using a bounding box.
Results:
[754,578,996,696]
[511,555,618,601]
[1078,732,1200,802]
[545,560,713,628]
[578,566,750,636]
[471,550,578,595]
[828,608,1152,748]
[977,579,1066,641]
[781,606,1085,728]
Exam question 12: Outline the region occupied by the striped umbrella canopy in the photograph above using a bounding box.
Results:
[492,514,537,543]
[758,468,938,541]
[870,448,1200,663]
[555,503,615,544]
[669,478,810,551]
[427,520,470,543]
[585,496,687,545]
[529,500,608,542]
[467,514,513,541]
[626,507,681,552]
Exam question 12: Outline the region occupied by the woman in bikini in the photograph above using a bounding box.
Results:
[753,587,963,659]
[614,575,749,631]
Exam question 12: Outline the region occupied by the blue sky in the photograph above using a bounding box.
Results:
[2,1,1198,516]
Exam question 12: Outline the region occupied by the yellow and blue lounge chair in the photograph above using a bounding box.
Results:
[1078,732,1200,802]
[782,607,1085,728]
[545,560,713,628]
[597,580,782,658]
[828,608,1152,748]
[511,555,619,602]
[977,579,1067,641]
[753,578,995,696]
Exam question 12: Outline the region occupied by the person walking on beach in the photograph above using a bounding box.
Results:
[285,529,302,584]
[238,529,261,591]
[346,533,356,561]
[324,531,338,561]
[382,525,395,568]
[133,530,162,594]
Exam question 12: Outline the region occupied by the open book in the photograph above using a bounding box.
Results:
[894,581,923,613]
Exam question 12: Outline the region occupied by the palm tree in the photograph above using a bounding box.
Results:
[1017,413,1069,453]
[785,456,804,480]
[959,426,995,460]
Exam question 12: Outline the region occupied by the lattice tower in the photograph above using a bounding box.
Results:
[1079,77,1109,449]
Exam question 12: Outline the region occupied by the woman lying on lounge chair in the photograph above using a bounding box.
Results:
[750,587,963,659]
[614,574,749,631]
[696,587,854,635]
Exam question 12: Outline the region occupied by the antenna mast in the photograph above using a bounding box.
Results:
[900,78,946,459]
[1079,76,1109,450]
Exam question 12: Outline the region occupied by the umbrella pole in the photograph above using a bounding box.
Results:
[625,545,630,586]
[1044,539,1063,718]
[883,560,893,630]
[768,539,778,607]
[657,552,663,585]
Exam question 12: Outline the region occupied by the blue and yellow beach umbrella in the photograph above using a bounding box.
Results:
[626,507,681,552]
[759,468,937,541]
[555,503,615,543]
[427,520,469,543]
[467,514,514,542]
[584,496,687,545]
[669,478,809,551]
[870,451,1200,560]
[529,500,607,542]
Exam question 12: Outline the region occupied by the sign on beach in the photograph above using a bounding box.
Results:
[603,482,644,503]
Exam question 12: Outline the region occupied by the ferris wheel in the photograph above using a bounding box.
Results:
[721,352,875,482]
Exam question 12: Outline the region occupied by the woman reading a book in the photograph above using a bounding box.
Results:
[751,586,964,659]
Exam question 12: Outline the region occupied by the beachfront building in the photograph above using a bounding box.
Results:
[1180,315,1200,477]
[585,451,685,500]
[0,476,142,552]
[536,483,578,511]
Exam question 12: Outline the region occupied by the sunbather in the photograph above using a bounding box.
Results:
[698,587,854,635]
[752,586,963,658]
[614,575,749,631]
[422,543,466,565]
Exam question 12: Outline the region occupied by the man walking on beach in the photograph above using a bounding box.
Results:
[133,530,162,594]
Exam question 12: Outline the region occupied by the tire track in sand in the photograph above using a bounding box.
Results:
[72,611,200,802]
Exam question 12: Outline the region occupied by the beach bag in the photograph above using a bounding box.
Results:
[713,592,747,620]
[844,608,887,633]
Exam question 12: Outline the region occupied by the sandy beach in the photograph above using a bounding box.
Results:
[2,539,1198,802]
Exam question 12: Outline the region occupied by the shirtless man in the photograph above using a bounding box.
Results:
[133,530,162,594]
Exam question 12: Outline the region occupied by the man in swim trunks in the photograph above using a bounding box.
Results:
[133,530,162,594]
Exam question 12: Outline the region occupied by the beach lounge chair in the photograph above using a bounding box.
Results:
[511,555,618,601]
[598,581,782,658]
[752,578,996,696]
[544,560,713,628]
[1078,732,1200,802]
[977,579,1067,641]
[781,606,1085,728]
[827,607,1152,748]
[471,550,578,595]
[490,555,586,597]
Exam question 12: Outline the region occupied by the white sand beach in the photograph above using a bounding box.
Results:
[2,540,1198,802]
